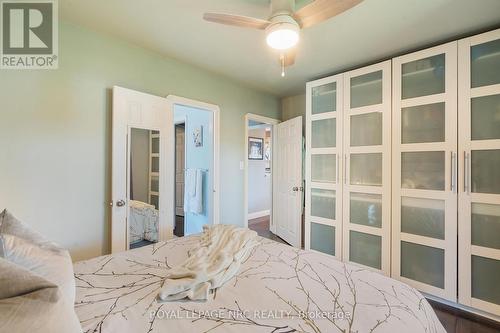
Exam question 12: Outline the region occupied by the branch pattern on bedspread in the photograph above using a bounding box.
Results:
[74,237,444,333]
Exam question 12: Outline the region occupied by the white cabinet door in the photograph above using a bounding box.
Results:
[342,61,392,275]
[458,29,500,316]
[305,74,343,259]
[392,42,458,301]
[274,116,303,248]
[112,86,173,253]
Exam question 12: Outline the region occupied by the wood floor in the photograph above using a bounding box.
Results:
[248,215,288,245]
[248,216,500,333]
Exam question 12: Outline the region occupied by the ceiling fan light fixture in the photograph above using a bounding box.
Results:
[265,17,299,50]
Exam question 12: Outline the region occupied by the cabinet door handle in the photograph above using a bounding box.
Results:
[451,151,456,192]
[464,151,470,194]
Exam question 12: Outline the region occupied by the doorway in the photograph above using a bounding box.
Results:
[168,96,220,236]
[174,123,185,237]
[244,114,285,243]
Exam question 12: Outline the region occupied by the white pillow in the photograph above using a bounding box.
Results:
[0,234,76,305]
[0,258,82,333]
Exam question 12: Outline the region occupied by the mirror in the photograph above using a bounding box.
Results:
[129,128,160,249]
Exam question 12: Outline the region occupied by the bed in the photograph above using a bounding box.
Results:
[129,200,159,244]
[74,235,445,333]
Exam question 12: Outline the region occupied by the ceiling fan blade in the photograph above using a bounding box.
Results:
[283,48,296,67]
[294,0,363,28]
[203,12,271,30]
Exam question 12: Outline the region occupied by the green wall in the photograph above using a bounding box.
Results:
[0,22,280,261]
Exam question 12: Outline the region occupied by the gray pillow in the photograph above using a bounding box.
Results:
[0,258,82,333]
[0,209,61,252]
[0,210,76,304]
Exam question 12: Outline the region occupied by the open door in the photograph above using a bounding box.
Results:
[273,116,303,247]
[111,86,173,253]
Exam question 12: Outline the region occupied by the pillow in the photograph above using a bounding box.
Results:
[0,258,82,333]
[0,234,76,305]
[0,209,61,252]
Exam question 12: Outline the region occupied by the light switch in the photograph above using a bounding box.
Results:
[239,161,244,170]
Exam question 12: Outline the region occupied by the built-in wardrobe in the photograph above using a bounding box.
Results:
[305,28,500,318]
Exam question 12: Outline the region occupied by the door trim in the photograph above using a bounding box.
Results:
[244,113,280,234]
[166,95,221,227]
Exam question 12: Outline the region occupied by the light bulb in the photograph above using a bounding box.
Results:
[266,28,299,50]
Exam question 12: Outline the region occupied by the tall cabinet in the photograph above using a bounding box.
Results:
[458,29,500,315]
[392,42,458,301]
[305,28,500,317]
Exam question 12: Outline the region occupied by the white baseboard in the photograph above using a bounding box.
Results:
[248,210,270,221]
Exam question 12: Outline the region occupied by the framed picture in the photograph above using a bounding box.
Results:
[193,126,203,147]
[248,137,264,160]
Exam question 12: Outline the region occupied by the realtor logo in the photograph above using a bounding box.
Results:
[1,0,58,69]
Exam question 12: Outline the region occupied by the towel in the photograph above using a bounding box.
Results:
[158,225,259,302]
[184,168,203,214]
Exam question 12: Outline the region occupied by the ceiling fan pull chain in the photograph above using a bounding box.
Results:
[280,53,285,77]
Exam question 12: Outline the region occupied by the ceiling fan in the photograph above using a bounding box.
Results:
[203,0,363,76]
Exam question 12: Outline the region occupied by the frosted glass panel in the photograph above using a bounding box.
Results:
[472,255,500,305]
[152,157,159,173]
[401,197,445,239]
[402,54,445,99]
[312,82,336,114]
[350,71,383,108]
[471,38,500,88]
[312,118,336,148]
[311,154,336,183]
[401,103,445,144]
[401,151,445,190]
[349,231,381,269]
[471,94,500,141]
[350,193,382,228]
[472,203,500,249]
[311,223,335,255]
[401,241,444,288]
[150,195,159,210]
[311,189,336,220]
[150,176,159,192]
[471,150,500,194]
[350,153,382,186]
[152,137,159,154]
[350,112,382,146]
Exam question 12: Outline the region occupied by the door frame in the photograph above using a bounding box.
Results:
[166,95,220,227]
[244,113,280,233]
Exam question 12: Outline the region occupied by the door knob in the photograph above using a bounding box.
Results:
[292,186,299,192]
[116,200,126,207]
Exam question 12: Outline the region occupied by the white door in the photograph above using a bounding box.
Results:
[273,116,303,247]
[175,125,185,216]
[305,74,343,259]
[392,42,458,301]
[458,29,500,316]
[112,86,173,253]
[342,60,392,276]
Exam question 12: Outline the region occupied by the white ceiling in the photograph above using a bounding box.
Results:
[60,0,500,97]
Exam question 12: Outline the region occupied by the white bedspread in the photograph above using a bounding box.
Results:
[129,200,159,244]
[74,235,445,333]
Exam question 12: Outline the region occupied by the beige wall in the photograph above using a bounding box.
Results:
[281,93,306,130]
[0,22,280,261]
